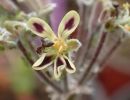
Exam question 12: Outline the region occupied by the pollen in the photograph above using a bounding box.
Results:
[124,24,130,31]
[53,38,67,54]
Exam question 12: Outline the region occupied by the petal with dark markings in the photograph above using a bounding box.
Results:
[58,10,80,38]
[32,53,53,70]
[64,55,76,73]
[54,57,66,79]
[27,17,56,40]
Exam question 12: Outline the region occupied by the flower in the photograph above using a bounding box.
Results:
[27,10,81,79]
[101,2,130,34]
[115,2,130,35]
[123,2,130,10]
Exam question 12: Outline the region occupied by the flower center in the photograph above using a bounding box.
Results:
[53,38,67,54]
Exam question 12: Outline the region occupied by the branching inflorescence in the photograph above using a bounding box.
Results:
[1,0,130,99]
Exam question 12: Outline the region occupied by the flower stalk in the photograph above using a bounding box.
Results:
[99,38,121,67]
[78,25,107,85]
[63,72,69,93]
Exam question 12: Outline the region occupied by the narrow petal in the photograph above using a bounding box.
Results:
[32,53,53,70]
[64,56,76,73]
[58,10,80,38]
[27,17,56,40]
[67,39,81,52]
[54,57,66,79]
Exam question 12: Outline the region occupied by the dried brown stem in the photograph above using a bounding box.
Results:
[80,2,103,68]
[99,38,122,68]
[85,37,122,82]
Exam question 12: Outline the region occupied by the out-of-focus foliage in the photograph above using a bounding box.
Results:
[0,6,16,26]
[7,49,36,93]
[11,58,36,93]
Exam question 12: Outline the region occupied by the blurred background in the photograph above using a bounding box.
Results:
[0,0,130,100]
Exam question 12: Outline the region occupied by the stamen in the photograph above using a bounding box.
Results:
[53,39,67,54]
[59,46,63,52]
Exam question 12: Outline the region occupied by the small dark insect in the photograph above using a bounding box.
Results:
[36,39,54,54]
[36,46,43,54]
[42,39,54,47]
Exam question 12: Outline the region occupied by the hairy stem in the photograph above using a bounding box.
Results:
[84,37,122,82]
[99,39,121,67]
[75,4,87,67]
[78,30,107,85]
[79,2,103,68]
[17,40,33,64]
[63,73,69,93]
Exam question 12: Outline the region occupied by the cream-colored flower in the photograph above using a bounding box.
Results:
[123,2,130,10]
[27,10,81,79]
[115,3,130,35]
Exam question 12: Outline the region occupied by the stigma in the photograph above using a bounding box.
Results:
[53,38,67,54]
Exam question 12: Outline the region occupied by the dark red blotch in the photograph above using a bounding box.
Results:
[38,56,52,67]
[65,17,74,30]
[57,57,64,67]
[33,23,44,33]
[65,59,73,70]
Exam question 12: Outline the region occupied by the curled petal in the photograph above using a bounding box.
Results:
[64,56,76,73]
[32,53,53,70]
[58,10,80,38]
[27,17,56,40]
[67,39,81,51]
[54,57,66,79]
